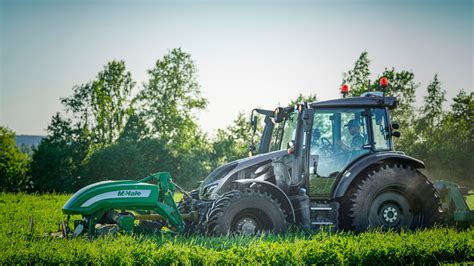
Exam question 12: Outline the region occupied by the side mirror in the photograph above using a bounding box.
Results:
[251,115,258,134]
[392,131,401,138]
[391,123,400,130]
[274,107,285,123]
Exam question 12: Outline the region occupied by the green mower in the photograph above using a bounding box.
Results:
[61,172,188,236]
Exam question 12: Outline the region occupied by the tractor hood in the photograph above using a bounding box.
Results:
[199,150,289,199]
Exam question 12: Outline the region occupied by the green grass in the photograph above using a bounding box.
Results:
[467,193,474,209]
[0,193,472,264]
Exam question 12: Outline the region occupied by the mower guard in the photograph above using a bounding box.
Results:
[62,172,184,233]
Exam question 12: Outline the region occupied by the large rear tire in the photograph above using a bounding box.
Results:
[344,164,441,232]
[206,190,287,235]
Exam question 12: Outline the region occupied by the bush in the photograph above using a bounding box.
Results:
[0,127,31,192]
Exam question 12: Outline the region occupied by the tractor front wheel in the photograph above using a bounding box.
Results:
[206,190,287,235]
[346,164,441,232]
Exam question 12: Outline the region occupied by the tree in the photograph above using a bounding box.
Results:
[135,48,210,188]
[175,132,214,189]
[211,112,253,166]
[422,90,473,185]
[30,114,90,192]
[451,89,474,123]
[421,75,446,125]
[342,51,371,96]
[118,112,150,143]
[0,126,31,192]
[31,61,136,191]
[136,48,207,148]
[414,74,446,139]
[61,60,135,146]
[79,142,148,184]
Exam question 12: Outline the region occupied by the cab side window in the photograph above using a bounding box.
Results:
[372,108,390,150]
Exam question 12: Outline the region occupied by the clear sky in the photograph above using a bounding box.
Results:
[0,0,472,136]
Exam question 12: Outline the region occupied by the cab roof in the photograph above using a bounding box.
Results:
[309,95,397,109]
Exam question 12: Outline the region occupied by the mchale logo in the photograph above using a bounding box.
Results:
[117,190,142,197]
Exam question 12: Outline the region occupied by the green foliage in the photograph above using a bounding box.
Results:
[18,144,34,157]
[343,51,371,96]
[31,114,91,192]
[1,193,473,264]
[211,112,253,166]
[31,60,135,192]
[119,113,149,143]
[133,48,210,188]
[137,48,207,146]
[407,89,473,185]
[79,137,185,187]
[420,74,446,128]
[61,60,135,146]
[173,131,214,189]
[467,193,474,209]
[79,142,148,184]
[0,127,31,192]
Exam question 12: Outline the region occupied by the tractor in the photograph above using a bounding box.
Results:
[61,78,473,237]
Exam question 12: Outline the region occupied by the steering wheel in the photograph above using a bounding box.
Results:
[320,137,333,155]
[320,137,332,147]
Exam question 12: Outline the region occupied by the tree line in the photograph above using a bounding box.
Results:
[0,50,472,192]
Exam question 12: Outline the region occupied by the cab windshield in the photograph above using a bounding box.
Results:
[268,111,299,151]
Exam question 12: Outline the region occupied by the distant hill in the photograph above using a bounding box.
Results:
[15,135,44,147]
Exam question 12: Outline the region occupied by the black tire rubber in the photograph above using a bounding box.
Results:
[206,190,287,235]
[343,164,441,232]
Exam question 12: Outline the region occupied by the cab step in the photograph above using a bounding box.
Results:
[309,202,339,229]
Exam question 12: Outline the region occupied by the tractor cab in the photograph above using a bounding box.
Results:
[275,95,398,198]
[246,78,399,200]
[241,80,401,198]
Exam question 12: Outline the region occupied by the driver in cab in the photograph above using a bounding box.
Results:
[344,119,364,150]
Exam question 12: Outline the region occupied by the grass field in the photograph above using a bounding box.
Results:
[467,192,474,209]
[0,193,472,264]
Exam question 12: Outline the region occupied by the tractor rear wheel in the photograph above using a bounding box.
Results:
[345,164,441,232]
[206,190,287,235]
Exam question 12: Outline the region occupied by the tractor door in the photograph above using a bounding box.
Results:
[308,108,371,198]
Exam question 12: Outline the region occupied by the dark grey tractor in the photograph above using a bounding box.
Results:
[178,86,448,235]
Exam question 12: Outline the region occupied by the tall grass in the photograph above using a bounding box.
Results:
[0,193,472,264]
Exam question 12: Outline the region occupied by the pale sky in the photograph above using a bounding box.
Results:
[0,0,472,136]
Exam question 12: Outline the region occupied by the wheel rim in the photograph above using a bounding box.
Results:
[230,209,270,235]
[368,190,416,229]
[234,217,259,235]
[380,203,401,225]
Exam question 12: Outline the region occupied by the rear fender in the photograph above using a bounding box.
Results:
[233,179,296,223]
[332,152,425,198]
